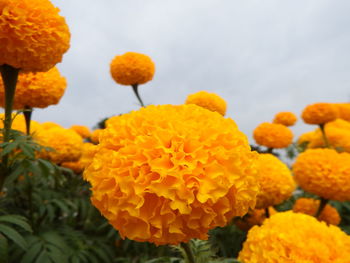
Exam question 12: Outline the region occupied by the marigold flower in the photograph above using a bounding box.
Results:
[61,143,97,174]
[0,0,70,72]
[34,123,83,164]
[293,198,340,225]
[302,103,338,125]
[255,154,296,209]
[273,111,297,126]
[0,113,40,135]
[61,161,84,174]
[293,148,350,201]
[70,125,91,139]
[84,104,259,245]
[253,122,293,149]
[238,211,350,262]
[90,129,103,144]
[335,103,350,121]
[0,67,66,109]
[234,207,276,231]
[185,91,227,116]
[110,52,155,86]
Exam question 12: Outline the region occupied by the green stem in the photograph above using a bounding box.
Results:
[0,65,20,190]
[265,207,270,218]
[23,106,33,135]
[315,198,328,218]
[266,147,274,154]
[319,124,330,148]
[181,242,196,263]
[131,84,145,107]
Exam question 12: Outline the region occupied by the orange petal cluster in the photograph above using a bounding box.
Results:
[0,0,70,72]
[84,104,259,245]
[70,125,91,139]
[185,91,227,116]
[273,111,297,126]
[253,122,293,149]
[301,103,338,125]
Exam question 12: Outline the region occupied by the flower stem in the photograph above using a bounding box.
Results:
[315,197,328,218]
[131,84,145,107]
[266,147,274,154]
[0,65,19,190]
[319,124,330,148]
[23,106,33,135]
[265,207,270,218]
[181,242,196,263]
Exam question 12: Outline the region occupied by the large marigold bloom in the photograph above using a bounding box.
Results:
[0,67,66,109]
[110,52,155,86]
[302,103,338,125]
[34,124,83,164]
[293,148,350,201]
[273,111,297,126]
[84,104,259,245]
[335,103,350,121]
[255,154,296,209]
[185,91,227,116]
[0,0,70,72]
[253,122,293,148]
[293,198,340,225]
[70,125,91,139]
[238,211,350,262]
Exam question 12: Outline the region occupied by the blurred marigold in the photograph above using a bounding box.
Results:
[293,198,340,225]
[253,122,293,149]
[61,161,84,174]
[61,143,97,174]
[234,207,276,231]
[273,111,297,126]
[90,129,103,144]
[34,123,83,164]
[70,125,91,139]
[110,52,155,86]
[0,113,40,135]
[185,91,227,116]
[255,154,295,209]
[0,0,70,72]
[238,211,350,262]
[335,103,350,121]
[302,103,338,125]
[293,148,350,201]
[84,104,259,245]
[0,67,66,109]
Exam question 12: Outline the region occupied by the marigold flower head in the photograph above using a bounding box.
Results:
[61,143,97,174]
[293,148,350,201]
[90,129,103,144]
[110,52,155,86]
[34,123,83,164]
[325,119,350,152]
[238,211,350,262]
[335,103,350,121]
[301,103,338,125]
[84,104,259,245]
[0,113,40,135]
[0,0,70,72]
[185,91,227,116]
[70,125,91,139]
[255,154,296,209]
[0,67,66,109]
[293,198,340,225]
[273,111,297,126]
[234,207,276,231]
[253,122,293,149]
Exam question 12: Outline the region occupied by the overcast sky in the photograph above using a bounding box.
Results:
[10,0,350,142]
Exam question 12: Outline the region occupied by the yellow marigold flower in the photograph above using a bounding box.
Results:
[293,148,350,201]
[90,129,103,144]
[255,154,296,209]
[185,91,227,116]
[84,104,259,245]
[110,52,155,86]
[0,113,40,135]
[61,161,84,174]
[301,103,338,125]
[297,130,316,146]
[0,0,70,72]
[61,143,97,174]
[238,211,350,262]
[325,119,350,152]
[293,198,341,225]
[335,103,350,121]
[0,67,66,109]
[253,122,293,149]
[40,122,61,130]
[34,124,83,164]
[273,111,297,126]
[234,207,276,231]
[70,125,91,139]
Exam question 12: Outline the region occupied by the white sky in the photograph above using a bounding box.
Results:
[8,0,350,143]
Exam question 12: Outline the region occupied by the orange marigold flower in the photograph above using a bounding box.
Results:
[325,119,350,152]
[293,148,350,201]
[335,103,350,121]
[238,211,350,262]
[185,91,227,116]
[61,161,84,174]
[84,104,259,245]
[0,113,41,135]
[234,207,276,231]
[255,154,296,209]
[0,67,66,109]
[110,52,155,86]
[293,198,340,225]
[90,129,103,144]
[301,103,338,125]
[273,111,297,126]
[253,122,293,149]
[70,125,91,139]
[61,143,97,174]
[0,0,70,72]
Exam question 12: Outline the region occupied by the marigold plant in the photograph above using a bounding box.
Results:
[238,211,350,262]
[185,91,227,116]
[0,0,70,72]
[301,103,338,125]
[293,148,350,201]
[273,111,297,126]
[253,122,293,148]
[84,104,259,245]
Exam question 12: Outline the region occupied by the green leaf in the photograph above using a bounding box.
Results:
[0,215,32,233]
[21,242,43,263]
[0,141,18,157]
[18,144,35,159]
[0,233,8,263]
[0,224,27,250]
